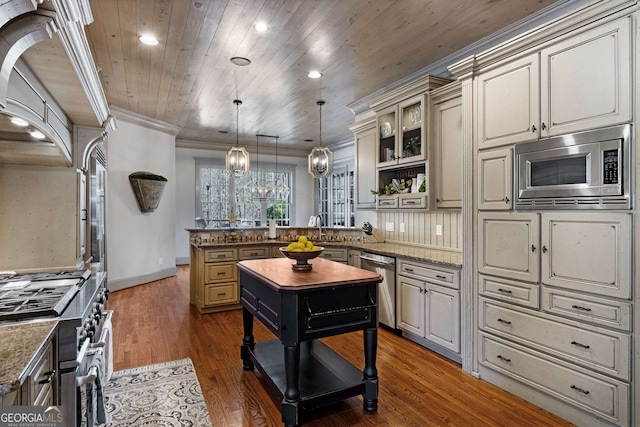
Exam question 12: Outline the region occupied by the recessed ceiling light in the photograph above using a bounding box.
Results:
[10,117,28,127]
[255,22,268,32]
[307,70,322,79]
[28,128,45,139]
[230,57,251,66]
[139,35,159,46]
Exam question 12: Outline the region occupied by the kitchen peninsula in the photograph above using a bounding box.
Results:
[238,257,382,427]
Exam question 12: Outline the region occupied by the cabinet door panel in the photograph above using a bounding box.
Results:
[355,127,377,208]
[478,212,539,283]
[433,96,462,209]
[477,54,539,148]
[541,17,631,136]
[478,148,512,210]
[425,284,460,352]
[541,213,631,299]
[397,276,424,336]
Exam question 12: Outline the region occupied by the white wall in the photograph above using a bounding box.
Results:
[107,109,178,290]
[174,147,314,263]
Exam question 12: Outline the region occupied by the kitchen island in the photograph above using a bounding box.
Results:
[238,257,383,427]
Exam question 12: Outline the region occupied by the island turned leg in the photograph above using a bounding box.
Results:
[241,307,255,370]
[282,343,301,427]
[362,327,378,412]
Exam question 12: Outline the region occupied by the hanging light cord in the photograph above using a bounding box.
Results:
[234,99,242,148]
[317,100,325,147]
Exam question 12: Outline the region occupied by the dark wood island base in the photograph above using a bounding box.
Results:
[238,257,383,427]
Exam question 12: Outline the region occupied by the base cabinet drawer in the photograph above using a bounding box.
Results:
[541,287,631,331]
[479,274,539,309]
[320,248,348,263]
[398,259,459,288]
[204,249,237,262]
[205,262,237,284]
[239,246,269,260]
[479,299,630,380]
[205,283,238,306]
[480,333,629,426]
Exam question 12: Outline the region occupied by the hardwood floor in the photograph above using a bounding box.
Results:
[108,265,573,427]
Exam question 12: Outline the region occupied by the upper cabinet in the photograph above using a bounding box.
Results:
[365,74,453,211]
[376,95,426,168]
[350,119,377,209]
[431,82,462,210]
[477,15,632,149]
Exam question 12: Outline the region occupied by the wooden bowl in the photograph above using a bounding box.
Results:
[279,247,324,271]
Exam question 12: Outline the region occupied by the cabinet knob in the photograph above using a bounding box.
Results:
[531,245,536,252]
[541,122,547,130]
[531,125,537,132]
[504,196,510,203]
[542,246,548,253]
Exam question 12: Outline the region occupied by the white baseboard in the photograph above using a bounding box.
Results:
[107,267,177,292]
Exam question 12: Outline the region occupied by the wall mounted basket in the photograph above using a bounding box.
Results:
[129,171,167,212]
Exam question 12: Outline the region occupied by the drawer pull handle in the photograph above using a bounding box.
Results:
[217,254,225,258]
[435,275,447,280]
[405,268,414,272]
[497,318,512,325]
[571,305,592,312]
[217,271,225,275]
[570,385,590,395]
[497,288,512,294]
[497,355,511,363]
[39,369,56,385]
[217,292,226,296]
[571,341,590,349]
[251,252,258,256]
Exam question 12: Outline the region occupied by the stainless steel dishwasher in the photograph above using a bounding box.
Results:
[360,252,396,329]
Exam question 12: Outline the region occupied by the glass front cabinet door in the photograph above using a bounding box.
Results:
[376,95,426,168]
[398,96,426,165]
[377,105,398,168]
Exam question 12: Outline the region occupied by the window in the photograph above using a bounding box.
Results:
[316,162,355,227]
[197,159,293,228]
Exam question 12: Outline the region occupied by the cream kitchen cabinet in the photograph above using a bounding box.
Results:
[431,82,462,210]
[477,16,631,149]
[477,147,512,210]
[350,120,377,209]
[348,249,361,268]
[319,247,348,264]
[376,95,426,168]
[396,258,461,360]
[478,212,632,299]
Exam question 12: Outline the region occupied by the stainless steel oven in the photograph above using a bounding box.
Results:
[514,124,631,209]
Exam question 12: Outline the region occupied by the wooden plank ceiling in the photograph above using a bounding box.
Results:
[22,0,559,153]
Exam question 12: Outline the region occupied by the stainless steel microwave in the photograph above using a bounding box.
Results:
[514,124,631,210]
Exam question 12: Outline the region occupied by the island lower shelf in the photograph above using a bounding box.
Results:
[246,339,365,411]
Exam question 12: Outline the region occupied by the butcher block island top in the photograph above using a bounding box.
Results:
[238,257,383,426]
[237,257,382,291]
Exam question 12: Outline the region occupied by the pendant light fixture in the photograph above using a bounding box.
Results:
[274,135,290,199]
[308,100,333,179]
[226,99,250,178]
[251,134,274,201]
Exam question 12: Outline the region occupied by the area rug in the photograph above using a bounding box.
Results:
[104,357,213,426]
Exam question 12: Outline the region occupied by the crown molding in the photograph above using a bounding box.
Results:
[111,105,180,136]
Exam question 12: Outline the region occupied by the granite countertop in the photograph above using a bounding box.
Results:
[192,240,462,268]
[0,319,58,396]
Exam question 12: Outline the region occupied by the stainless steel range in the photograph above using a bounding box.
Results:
[0,269,110,427]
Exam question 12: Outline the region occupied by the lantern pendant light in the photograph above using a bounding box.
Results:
[251,134,275,201]
[308,100,333,178]
[226,99,250,178]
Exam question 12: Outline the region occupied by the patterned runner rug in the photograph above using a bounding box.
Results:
[104,358,213,426]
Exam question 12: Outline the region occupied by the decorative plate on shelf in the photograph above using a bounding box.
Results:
[380,122,392,137]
